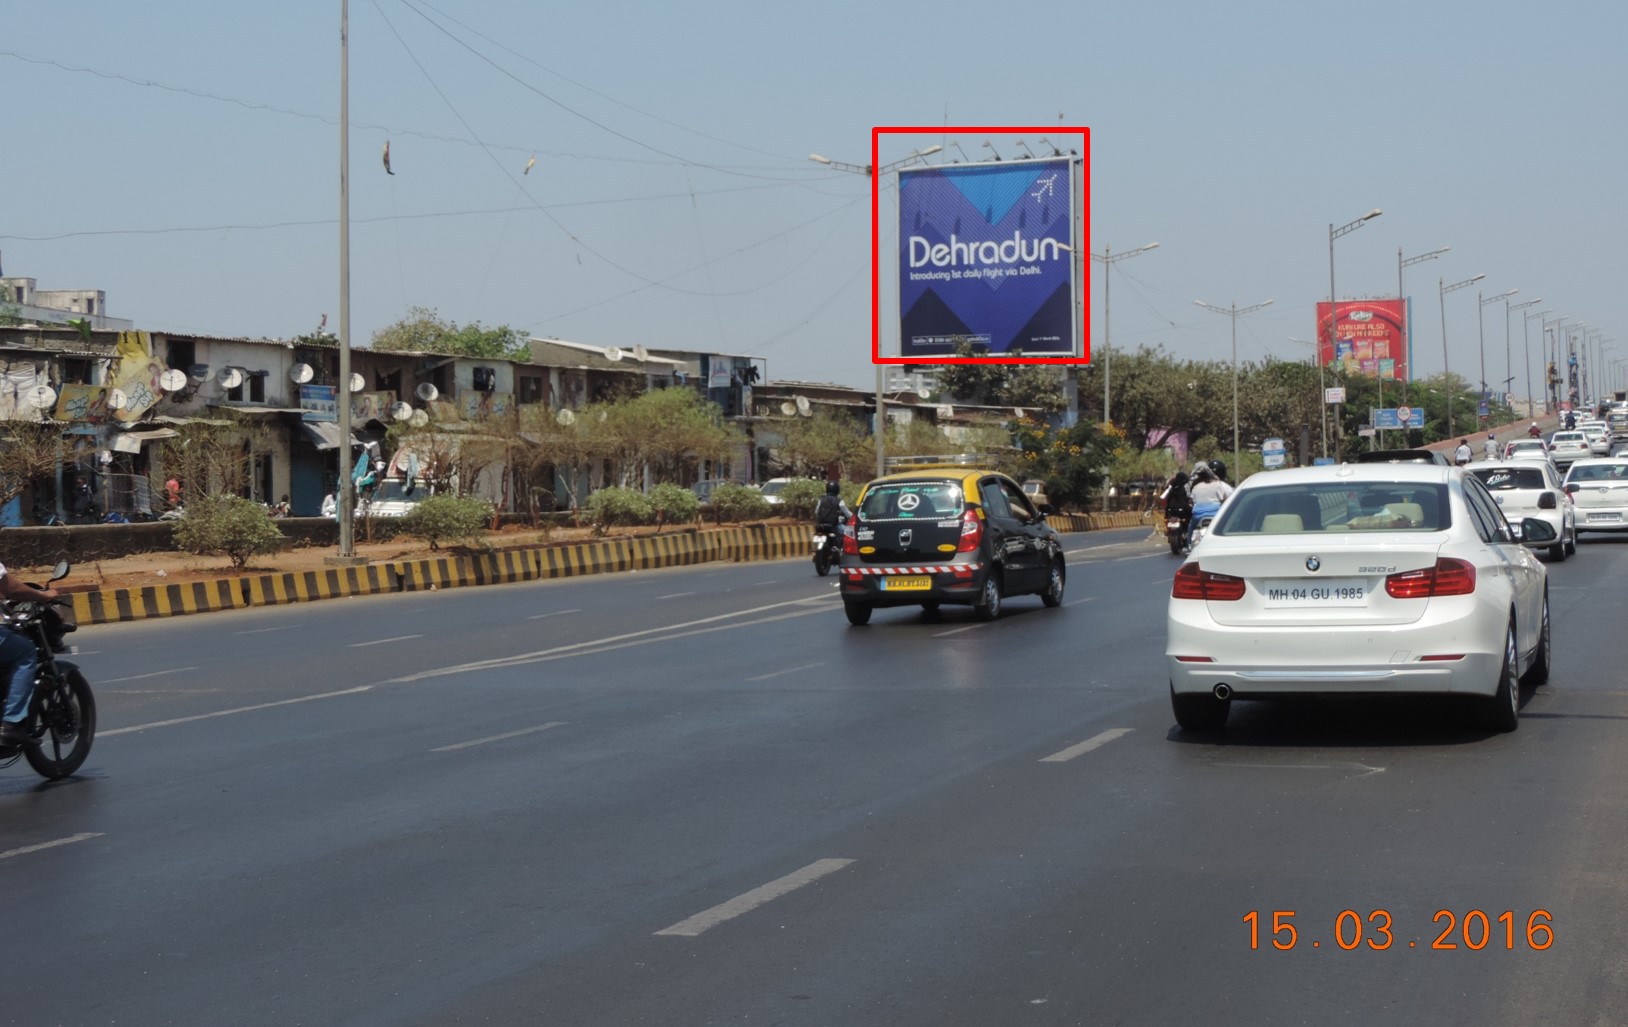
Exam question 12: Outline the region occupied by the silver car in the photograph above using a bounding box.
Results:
[1467,461,1577,561]
[1562,458,1628,532]
[1167,464,1553,733]
[1547,431,1592,468]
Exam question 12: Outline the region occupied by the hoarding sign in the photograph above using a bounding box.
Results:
[1316,299,1408,382]
[898,157,1077,359]
[1372,407,1402,430]
[300,384,337,422]
[1261,437,1286,468]
[1325,386,1346,404]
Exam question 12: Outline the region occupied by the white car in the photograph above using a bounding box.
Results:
[1166,463,1553,733]
[1562,458,1628,532]
[1578,422,1611,455]
[1547,431,1592,468]
[756,477,795,506]
[1467,461,1576,560]
[1502,438,1550,462]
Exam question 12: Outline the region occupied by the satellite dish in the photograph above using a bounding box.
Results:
[556,408,577,426]
[780,401,798,416]
[349,373,365,393]
[160,368,189,392]
[917,386,932,399]
[409,409,429,428]
[290,363,315,384]
[218,367,244,390]
[795,395,811,415]
[107,388,128,410]
[389,401,413,422]
[1013,407,1025,419]
[632,344,649,362]
[25,384,57,409]
[189,364,212,382]
[604,346,624,362]
[415,383,439,402]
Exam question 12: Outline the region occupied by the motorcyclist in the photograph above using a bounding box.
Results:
[0,560,61,748]
[1186,464,1233,546]
[813,481,850,537]
[1528,421,1542,439]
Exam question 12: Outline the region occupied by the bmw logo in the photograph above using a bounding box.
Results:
[1305,556,1321,572]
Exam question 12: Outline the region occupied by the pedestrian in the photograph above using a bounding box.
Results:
[164,476,182,509]
[70,476,94,521]
[1483,432,1498,461]
[1454,438,1473,466]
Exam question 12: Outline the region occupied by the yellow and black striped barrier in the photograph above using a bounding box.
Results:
[70,578,240,625]
[241,565,392,607]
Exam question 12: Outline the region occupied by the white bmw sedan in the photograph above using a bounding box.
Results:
[1166,464,1554,733]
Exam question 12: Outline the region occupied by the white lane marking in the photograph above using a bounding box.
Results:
[1064,597,1097,607]
[655,858,855,937]
[746,661,825,682]
[349,634,422,648]
[933,623,985,637]
[1040,727,1133,762]
[100,686,374,737]
[233,625,302,635]
[432,721,566,753]
[389,596,836,684]
[100,667,197,684]
[1226,761,1385,778]
[0,833,103,861]
[527,609,582,620]
[657,592,696,600]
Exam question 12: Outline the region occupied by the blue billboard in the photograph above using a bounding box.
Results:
[898,158,1076,358]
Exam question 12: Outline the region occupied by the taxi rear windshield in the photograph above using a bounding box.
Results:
[1470,467,1546,491]
[858,481,966,521]
[1214,483,1450,534]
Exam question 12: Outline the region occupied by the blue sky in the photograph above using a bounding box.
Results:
[4,1,1624,394]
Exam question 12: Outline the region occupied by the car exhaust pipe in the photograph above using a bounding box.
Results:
[1212,684,1232,700]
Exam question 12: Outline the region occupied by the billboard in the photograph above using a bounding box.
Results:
[1316,299,1407,382]
[898,157,1078,359]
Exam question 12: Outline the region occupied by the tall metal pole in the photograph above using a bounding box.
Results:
[1325,225,1334,458]
[1197,299,1272,477]
[874,364,885,478]
[1439,278,1451,438]
[1476,289,1486,418]
[1102,244,1111,426]
[337,0,355,559]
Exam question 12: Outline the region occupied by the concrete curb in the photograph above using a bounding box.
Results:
[68,517,1125,625]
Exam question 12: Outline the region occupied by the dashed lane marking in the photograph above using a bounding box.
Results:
[100,667,197,685]
[432,722,567,753]
[527,609,582,620]
[100,686,374,737]
[1040,728,1134,762]
[746,661,825,682]
[350,634,422,648]
[655,859,856,937]
[233,625,303,635]
[0,833,103,862]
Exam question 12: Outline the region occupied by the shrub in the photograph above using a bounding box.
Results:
[710,483,771,524]
[174,495,284,569]
[648,483,700,529]
[776,478,825,520]
[585,486,653,535]
[400,495,494,550]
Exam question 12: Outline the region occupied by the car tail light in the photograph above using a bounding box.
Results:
[842,514,858,555]
[1538,491,1557,509]
[1384,558,1476,598]
[956,508,984,553]
[1172,563,1246,601]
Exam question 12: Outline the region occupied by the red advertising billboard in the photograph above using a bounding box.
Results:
[1316,299,1408,381]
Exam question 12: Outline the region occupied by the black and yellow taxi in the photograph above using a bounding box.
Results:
[838,467,1066,625]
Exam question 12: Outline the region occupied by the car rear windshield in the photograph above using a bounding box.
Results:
[1566,463,1628,483]
[1470,467,1547,491]
[1214,482,1451,535]
[858,480,966,522]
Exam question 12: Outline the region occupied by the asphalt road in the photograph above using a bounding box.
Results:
[3,525,1627,1026]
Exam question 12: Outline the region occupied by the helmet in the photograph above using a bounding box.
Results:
[1193,464,1215,482]
[1532,421,1539,427]
[1208,459,1227,481]
[825,480,840,496]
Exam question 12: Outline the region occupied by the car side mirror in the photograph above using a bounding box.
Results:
[1037,502,1055,517]
[1564,482,1580,494]
[1520,517,1558,543]
[49,561,71,582]
[1538,491,1557,509]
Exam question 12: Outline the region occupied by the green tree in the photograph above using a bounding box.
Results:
[371,306,529,359]
[174,495,284,569]
[934,340,1066,412]
[775,411,870,478]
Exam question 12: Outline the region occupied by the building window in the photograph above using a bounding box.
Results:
[167,339,196,371]
[84,297,96,315]
[61,358,92,384]
[249,374,266,403]
[518,375,544,404]
[227,381,244,402]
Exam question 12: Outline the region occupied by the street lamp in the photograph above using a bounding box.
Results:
[1326,208,1383,458]
[1543,315,1570,412]
[1091,242,1160,428]
[1439,273,1485,438]
[1505,296,1539,417]
[1196,299,1274,475]
[807,144,942,474]
[1398,246,1449,383]
[1520,306,1549,417]
[1477,288,1517,415]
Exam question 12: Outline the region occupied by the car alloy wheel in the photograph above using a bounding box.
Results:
[1521,592,1551,687]
[974,575,1003,621]
[1041,561,1064,608]
[1484,618,1520,732]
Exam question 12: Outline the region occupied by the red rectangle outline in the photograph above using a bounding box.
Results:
[872,125,1092,366]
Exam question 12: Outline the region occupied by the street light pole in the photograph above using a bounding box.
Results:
[337,0,355,560]
[807,145,942,476]
[1196,299,1273,476]
[1477,288,1516,421]
[1543,316,1570,413]
[1399,246,1449,387]
[1326,209,1383,459]
[1510,300,1542,417]
[1091,242,1159,427]
[1438,273,1485,438]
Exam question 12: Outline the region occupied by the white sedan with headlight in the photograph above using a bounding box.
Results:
[1166,463,1554,733]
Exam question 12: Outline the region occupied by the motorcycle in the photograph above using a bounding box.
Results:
[812,525,843,576]
[1185,502,1222,554]
[0,562,96,780]
[1164,510,1190,555]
